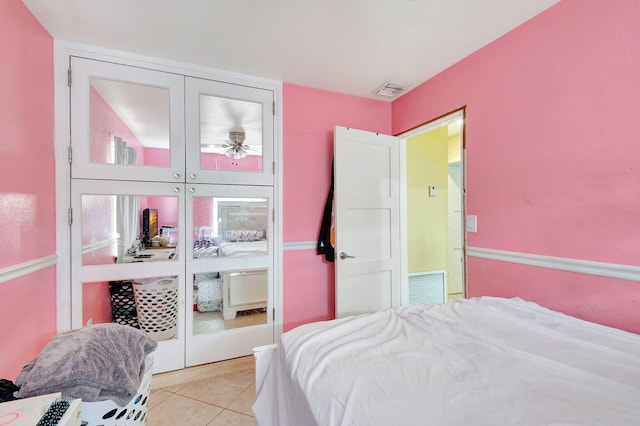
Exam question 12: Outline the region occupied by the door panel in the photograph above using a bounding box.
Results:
[71,179,187,373]
[185,77,274,186]
[334,126,400,318]
[70,57,186,182]
[185,184,274,366]
[447,163,464,295]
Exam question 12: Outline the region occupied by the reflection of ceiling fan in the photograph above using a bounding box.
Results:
[223,131,250,160]
[202,128,259,162]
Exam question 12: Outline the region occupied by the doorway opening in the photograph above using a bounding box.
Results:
[400,109,466,305]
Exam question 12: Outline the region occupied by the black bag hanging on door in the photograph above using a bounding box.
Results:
[317,160,335,262]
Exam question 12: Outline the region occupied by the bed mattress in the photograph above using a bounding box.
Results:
[253,297,640,425]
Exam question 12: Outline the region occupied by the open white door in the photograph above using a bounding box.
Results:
[334,126,401,318]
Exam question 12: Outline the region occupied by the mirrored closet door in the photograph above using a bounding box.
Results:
[185,76,274,186]
[70,57,186,182]
[71,179,187,372]
[68,57,277,373]
[185,184,274,366]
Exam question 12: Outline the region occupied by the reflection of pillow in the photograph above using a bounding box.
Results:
[197,279,223,312]
[225,230,263,242]
[194,272,218,284]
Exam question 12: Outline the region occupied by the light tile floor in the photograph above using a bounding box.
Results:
[148,356,256,426]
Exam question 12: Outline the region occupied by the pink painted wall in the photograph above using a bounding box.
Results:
[144,146,170,168]
[0,0,56,379]
[90,87,146,164]
[282,83,391,331]
[201,152,262,171]
[392,0,640,333]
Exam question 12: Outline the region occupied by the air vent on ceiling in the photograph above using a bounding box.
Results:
[374,81,408,98]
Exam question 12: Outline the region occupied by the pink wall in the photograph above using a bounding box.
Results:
[90,87,146,164]
[0,0,56,379]
[201,152,262,171]
[392,0,640,333]
[282,83,391,331]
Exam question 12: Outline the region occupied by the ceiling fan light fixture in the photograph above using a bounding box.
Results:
[228,130,246,145]
[223,145,248,160]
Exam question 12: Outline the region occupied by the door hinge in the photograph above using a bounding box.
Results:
[68,208,73,225]
[272,308,275,322]
[67,69,72,87]
[67,145,72,163]
[272,101,275,116]
[272,161,276,175]
[272,208,275,223]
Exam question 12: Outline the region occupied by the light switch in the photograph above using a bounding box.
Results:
[466,215,477,232]
[429,185,436,197]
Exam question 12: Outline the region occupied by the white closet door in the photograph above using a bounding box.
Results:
[185,184,274,366]
[185,77,274,186]
[70,179,187,373]
[70,57,186,183]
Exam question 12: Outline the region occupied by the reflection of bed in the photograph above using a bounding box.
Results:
[253,297,640,425]
[223,270,267,320]
[219,240,267,257]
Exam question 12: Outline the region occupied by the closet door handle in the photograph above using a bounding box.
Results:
[339,252,355,260]
[173,173,181,179]
[173,187,180,193]
[189,187,195,193]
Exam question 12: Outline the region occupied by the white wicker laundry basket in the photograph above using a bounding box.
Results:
[133,277,178,341]
[81,354,153,426]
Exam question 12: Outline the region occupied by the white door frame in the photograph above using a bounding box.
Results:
[54,41,283,350]
[398,109,466,304]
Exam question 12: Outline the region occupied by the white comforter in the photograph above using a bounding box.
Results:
[219,240,267,257]
[254,297,640,425]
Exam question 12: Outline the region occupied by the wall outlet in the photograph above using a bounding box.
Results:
[429,185,437,197]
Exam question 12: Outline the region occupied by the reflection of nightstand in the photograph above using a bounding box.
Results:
[0,393,82,425]
[122,248,176,263]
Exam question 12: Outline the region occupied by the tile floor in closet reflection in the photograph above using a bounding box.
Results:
[148,356,256,426]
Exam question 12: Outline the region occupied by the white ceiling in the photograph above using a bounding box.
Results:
[23,0,560,100]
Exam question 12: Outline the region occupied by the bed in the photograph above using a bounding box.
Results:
[253,297,640,425]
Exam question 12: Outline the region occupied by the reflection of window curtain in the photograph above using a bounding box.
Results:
[115,136,139,262]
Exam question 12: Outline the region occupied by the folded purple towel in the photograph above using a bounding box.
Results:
[16,323,157,406]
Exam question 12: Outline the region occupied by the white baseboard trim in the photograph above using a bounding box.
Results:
[283,241,316,251]
[467,246,640,282]
[0,254,58,284]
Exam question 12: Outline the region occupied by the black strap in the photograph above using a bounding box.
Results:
[317,160,335,262]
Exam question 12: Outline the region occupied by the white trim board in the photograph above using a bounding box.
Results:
[0,255,58,284]
[283,241,316,251]
[467,247,640,282]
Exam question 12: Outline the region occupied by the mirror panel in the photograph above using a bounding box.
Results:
[192,269,267,336]
[81,193,179,265]
[199,95,263,171]
[83,276,179,342]
[192,196,268,259]
[90,78,171,167]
